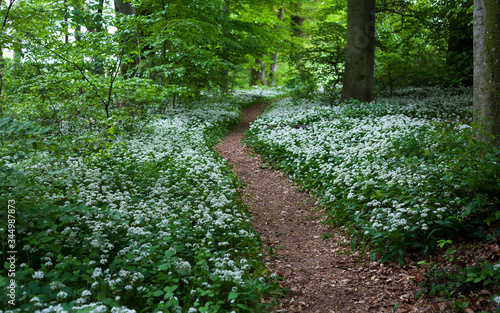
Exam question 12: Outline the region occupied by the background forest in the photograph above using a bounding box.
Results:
[1,0,499,312]
[0,0,475,116]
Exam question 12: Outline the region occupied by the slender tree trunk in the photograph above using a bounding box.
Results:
[1,0,16,32]
[269,6,283,87]
[64,0,69,43]
[257,59,266,86]
[0,0,17,97]
[114,0,136,77]
[269,52,279,87]
[75,0,83,41]
[340,0,376,103]
[290,14,304,38]
[473,0,500,144]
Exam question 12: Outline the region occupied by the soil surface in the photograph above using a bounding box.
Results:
[215,101,499,313]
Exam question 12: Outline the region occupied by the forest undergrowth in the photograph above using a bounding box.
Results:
[1,86,499,312]
[0,88,289,313]
[244,87,500,312]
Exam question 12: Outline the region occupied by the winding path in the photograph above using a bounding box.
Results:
[215,101,425,313]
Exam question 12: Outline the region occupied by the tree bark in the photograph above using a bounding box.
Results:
[473,0,500,144]
[0,0,17,97]
[340,0,376,103]
[269,6,283,87]
[92,0,105,75]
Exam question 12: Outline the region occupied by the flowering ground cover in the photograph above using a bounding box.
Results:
[245,87,500,265]
[0,88,289,312]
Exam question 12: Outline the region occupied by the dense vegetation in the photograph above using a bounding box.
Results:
[0,89,289,312]
[245,88,500,310]
[246,88,499,264]
[1,0,499,312]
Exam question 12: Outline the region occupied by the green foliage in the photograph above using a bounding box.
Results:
[373,0,473,93]
[0,0,295,145]
[300,0,347,91]
[245,88,499,265]
[420,259,500,300]
[0,89,288,312]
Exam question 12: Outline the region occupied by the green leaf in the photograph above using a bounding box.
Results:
[153,290,164,297]
[199,301,212,312]
[50,244,62,253]
[60,215,70,224]
[228,291,238,300]
[164,250,175,258]
[40,236,53,243]
[237,304,250,310]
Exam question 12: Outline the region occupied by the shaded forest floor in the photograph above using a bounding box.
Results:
[215,101,499,313]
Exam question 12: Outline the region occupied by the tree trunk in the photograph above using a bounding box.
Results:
[64,0,69,43]
[290,14,304,38]
[473,0,500,144]
[114,0,136,76]
[269,6,283,87]
[250,58,266,86]
[340,0,376,103]
[1,0,17,97]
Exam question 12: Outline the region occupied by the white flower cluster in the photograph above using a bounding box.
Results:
[248,88,476,245]
[2,90,282,312]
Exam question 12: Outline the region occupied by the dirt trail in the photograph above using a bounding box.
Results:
[215,102,430,313]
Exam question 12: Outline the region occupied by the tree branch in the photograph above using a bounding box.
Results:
[22,30,127,120]
[1,0,16,33]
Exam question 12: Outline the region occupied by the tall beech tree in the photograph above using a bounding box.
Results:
[473,0,500,144]
[340,0,375,102]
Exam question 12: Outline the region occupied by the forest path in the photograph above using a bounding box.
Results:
[215,101,422,313]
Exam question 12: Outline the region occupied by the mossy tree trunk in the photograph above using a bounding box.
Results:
[473,0,500,144]
[340,0,375,103]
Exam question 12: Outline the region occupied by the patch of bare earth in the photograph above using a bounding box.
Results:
[215,102,499,313]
